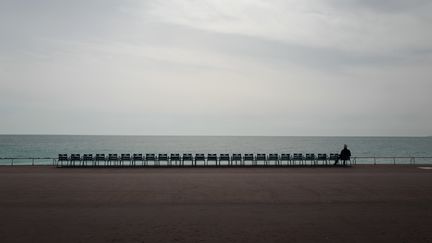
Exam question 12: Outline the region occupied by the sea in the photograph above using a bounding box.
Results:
[1,135,432,165]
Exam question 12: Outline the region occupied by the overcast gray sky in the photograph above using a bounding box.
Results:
[1,0,431,136]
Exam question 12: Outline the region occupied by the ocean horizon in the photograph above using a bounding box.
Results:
[1,135,431,164]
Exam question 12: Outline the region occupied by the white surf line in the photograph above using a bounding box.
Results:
[417,167,432,170]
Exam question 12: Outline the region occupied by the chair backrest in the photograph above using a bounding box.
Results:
[317,154,327,160]
[96,154,106,160]
[195,154,205,160]
[244,154,254,160]
[83,154,93,161]
[329,153,339,160]
[182,154,193,160]
[158,154,168,160]
[108,154,118,160]
[121,154,131,160]
[232,154,242,160]
[293,153,303,160]
[305,154,315,160]
[256,154,266,160]
[58,154,68,161]
[281,154,291,160]
[219,154,230,161]
[207,154,217,161]
[133,154,143,160]
[170,154,180,160]
[71,154,81,160]
[268,154,279,160]
[146,154,156,160]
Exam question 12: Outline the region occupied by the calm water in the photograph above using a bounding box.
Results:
[1,135,432,165]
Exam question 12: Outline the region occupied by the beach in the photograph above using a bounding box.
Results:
[1,165,432,243]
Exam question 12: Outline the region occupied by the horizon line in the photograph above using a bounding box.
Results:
[0,134,430,138]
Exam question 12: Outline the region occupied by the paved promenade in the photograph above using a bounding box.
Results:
[0,165,431,243]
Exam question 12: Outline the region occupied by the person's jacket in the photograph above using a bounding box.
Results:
[340,148,351,160]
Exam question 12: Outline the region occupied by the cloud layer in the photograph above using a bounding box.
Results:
[1,0,431,135]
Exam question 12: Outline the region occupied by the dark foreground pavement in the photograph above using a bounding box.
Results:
[0,165,431,243]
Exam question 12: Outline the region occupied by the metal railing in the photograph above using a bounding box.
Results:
[0,157,56,166]
[352,156,432,165]
[1,155,432,166]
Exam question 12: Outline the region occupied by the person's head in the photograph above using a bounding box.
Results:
[344,144,348,149]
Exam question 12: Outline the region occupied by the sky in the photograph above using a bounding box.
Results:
[1,0,432,136]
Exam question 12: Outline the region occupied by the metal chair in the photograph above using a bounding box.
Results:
[170,153,180,166]
[219,154,230,166]
[329,153,340,165]
[83,154,93,167]
[132,154,143,166]
[293,153,303,165]
[58,154,68,167]
[195,154,205,166]
[317,154,328,165]
[95,154,106,166]
[305,153,316,166]
[182,154,193,166]
[256,154,267,165]
[146,154,156,166]
[232,154,242,165]
[280,154,291,166]
[121,154,131,167]
[268,154,279,166]
[244,154,254,165]
[108,154,118,166]
[70,154,81,167]
[158,154,168,166]
[206,154,217,166]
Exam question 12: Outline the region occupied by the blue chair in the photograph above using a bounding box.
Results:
[317,154,328,165]
[132,154,143,166]
[256,154,267,165]
[244,154,254,165]
[146,154,156,166]
[158,154,168,166]
[207,154,217,166]
[121,154,131,166]
[58,154,68,167]
[305,154,316,166]
[194,154,205,166]
[268,154,279,166]
[70,154,81,167]
[95,154,106,166]
[83,154,93,167]
[329,154,340,165]
[232,154,242,165]
[280,154,291,166]
[293,153,303,165]
[219,154,230,166]
[108,154,118,166]
[170,153,180,166]
[182,154,193,166]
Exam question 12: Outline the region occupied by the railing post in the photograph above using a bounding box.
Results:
[393,157,396,165]
[11,159,14,166]
[32,158,35,166]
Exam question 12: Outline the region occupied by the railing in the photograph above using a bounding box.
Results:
[352,156,432,165]
[1,156,432,166]
[0,157,56,166]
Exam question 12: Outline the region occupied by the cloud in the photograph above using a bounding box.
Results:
[327,0,432,13]
[0,0,431,135]
[140,0,432,53]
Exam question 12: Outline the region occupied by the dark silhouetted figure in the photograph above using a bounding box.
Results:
[335,144,351,166]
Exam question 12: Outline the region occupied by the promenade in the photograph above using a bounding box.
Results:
[0,165,431,243]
